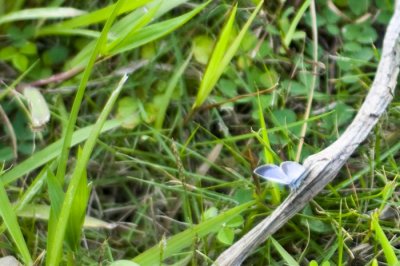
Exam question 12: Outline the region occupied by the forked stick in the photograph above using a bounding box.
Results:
[214,1,400,265]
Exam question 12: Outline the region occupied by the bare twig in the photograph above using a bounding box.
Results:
[199,85,277,111]
[214,1,400,265]
[18,66,84,91]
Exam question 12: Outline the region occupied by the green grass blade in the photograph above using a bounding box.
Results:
[379,179,397,212]
[109,1,210,56]
[337,200,344,266]
[37,0,151,34]
[0,60,39,101]
[15,164,50,212]
[0,7,84,25]
[193,1,263,109]
[155,54,191,129]
[283,0,311,47]
[0,119,120,185]
[371,212,399,265]
[270,237,299,266]
[65,152,90,251]
[256,93,281,203]
[46,74,128,266]
[0,183,32,264]
[132,201,254,265]
[38,28,102,38]
[67,0,208,68]
[217,0,263,79]
[46,170,64,218]
[55,0,125,184]
[192,3,237,109]
[46,169,65,264]
[105,1,161,53]
[256,93,274,163]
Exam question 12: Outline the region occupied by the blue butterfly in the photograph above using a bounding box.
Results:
[254,161,307,190]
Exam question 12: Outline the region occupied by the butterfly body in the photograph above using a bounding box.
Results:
[254,161,307,190]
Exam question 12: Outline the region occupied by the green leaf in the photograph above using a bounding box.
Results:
[116,97,141,129]
[12,54,28,72]
[226,215,244,228]
[356,25,377,44]
[232,188,254,204]
[201,207,218,221]
[348,0,370,16]
[19,42,37,55]
[218,79,237,98]
[217,227,235,245]
[192,35,214,64]
[272,109,300,136]
[0,46,17,60]
[301,205,333,233]
[42,45,69,65]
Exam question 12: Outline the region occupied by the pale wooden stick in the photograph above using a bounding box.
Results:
[214,1,400,265]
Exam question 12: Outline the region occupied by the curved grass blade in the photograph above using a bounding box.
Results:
[192,1,263,109]
[0,183,32,264]
[109,1,210,55]
[0,119,120,185]
[68,1,210,68]
[371,211,399,265]
[0,7,84,25]
[132,201,254,265]
[155,54,192,129]
[37,0,151,34]
[46,74,128,266]
[270,237,299,266]
[283,0,311,47]
[54,0,125,186]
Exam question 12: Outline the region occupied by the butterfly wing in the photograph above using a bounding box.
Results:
[280,161,306,182]
[253,164,291,185]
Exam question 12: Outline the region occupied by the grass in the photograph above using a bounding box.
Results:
[0,0,399,265]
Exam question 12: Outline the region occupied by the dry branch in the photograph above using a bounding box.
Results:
[214,1,400,265]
